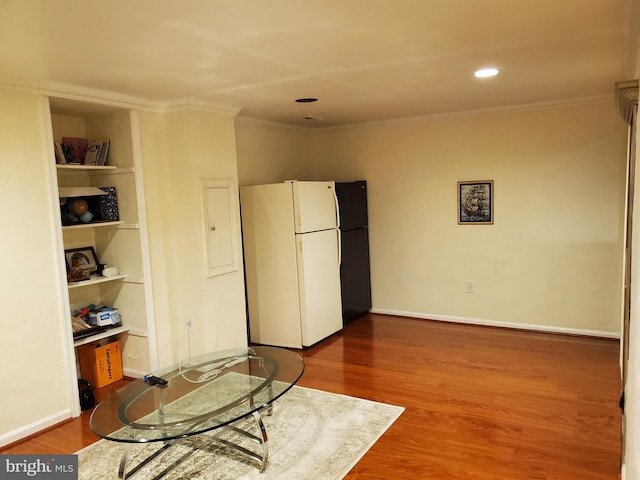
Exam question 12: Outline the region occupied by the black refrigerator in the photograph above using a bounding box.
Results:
[335,181,372,326]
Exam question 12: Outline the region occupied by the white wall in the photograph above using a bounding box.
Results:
[139,108,248,366]
[311,101,627,335]
[0,88,73,445]
[235,119,315,186]
[234,101,627,336]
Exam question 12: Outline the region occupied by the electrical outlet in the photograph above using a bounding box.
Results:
[466,280,475,293]
[187,319,195,333]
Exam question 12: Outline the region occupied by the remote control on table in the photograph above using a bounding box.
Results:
[143,375,168,386]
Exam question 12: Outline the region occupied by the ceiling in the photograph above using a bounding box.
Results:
[0,0,634,128]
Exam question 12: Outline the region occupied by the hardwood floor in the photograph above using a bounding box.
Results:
[1,314,621,479]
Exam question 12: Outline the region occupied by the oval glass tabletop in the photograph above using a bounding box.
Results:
[89,346,305,443]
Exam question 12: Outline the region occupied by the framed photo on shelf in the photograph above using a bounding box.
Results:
[64,247,99,274]
[457,180,494,225]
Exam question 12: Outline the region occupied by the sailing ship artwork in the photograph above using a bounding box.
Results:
[458,180,494,224]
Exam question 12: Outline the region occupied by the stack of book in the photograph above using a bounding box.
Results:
[54,137,110,166]
[84,138,111,166]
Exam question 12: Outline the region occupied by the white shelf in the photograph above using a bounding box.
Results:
[56,165,134,176]
[59,186,107,197]
[127,328,148,338]
[62,220,123,230]
[97,167,134,175]
[67,274,127,289]
[123,277,144,284]
[57,164,117,172]
[73,325,130,347]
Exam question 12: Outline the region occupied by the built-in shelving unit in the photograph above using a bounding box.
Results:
[49,97,155,401]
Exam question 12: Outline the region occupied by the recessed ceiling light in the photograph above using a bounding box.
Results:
[295,98,318,103]
[474,68,500,78]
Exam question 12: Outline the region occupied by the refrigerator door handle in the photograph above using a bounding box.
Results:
[333,186,341,229]
[337,228,342,267]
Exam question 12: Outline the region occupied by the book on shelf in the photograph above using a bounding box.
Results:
[54,142,67,164]
[61,143,79,164]
[97,137,110,166]
[84,140,102,166]
[85,137,111,166]
[62,137,89,164]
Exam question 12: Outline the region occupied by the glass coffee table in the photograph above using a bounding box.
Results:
[90,346,304,479]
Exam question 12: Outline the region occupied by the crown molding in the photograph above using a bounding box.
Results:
[0,76,618,130]
[160,98,241,116]
[0,76,162,112]
[234,115,313,134]
[615,80,639,124]
[0,76,241,117]
[315,94,614,133]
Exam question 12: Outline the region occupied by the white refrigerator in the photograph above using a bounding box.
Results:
[240,180,343,348]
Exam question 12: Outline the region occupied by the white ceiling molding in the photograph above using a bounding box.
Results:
[316,94,614,134]
[161,98,241,116]
[0,74,617,132]
[234,115,313,134]
[0,76,241,118]
[0,75,161,113]
[616,80,639,124]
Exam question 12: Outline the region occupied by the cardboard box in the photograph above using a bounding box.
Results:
[78,340,123,388]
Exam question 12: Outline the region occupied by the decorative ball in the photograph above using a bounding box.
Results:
[68,198,88,216]
[79,211,94,223]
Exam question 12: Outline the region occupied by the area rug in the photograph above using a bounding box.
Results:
[77,386,404,479]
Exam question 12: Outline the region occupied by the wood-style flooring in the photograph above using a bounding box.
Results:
[1,314,621,479]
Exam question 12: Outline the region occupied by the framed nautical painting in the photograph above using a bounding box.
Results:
[457,180,494,224]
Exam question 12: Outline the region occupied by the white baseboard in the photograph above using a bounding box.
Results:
[0,410,72,449]
[369,308,621,339]
[122,367,146,379]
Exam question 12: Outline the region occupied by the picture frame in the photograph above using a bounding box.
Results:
[457,180,494,225]
[64,247,99,274]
